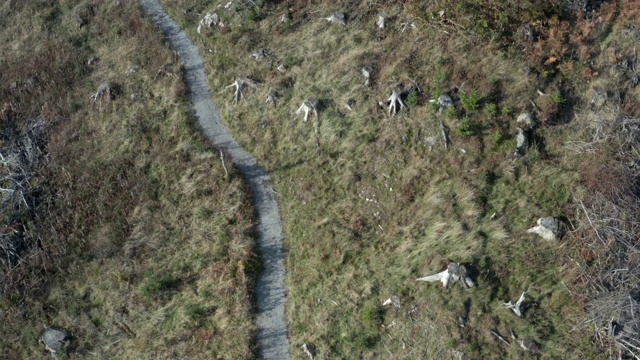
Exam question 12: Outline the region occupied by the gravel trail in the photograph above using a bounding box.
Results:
[140,2,291,359]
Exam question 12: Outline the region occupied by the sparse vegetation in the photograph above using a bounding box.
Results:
[0,1,257,359]
[3,0,640,359]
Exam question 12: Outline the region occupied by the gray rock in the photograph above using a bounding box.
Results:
[41,327,71,356]
[438,94,454,112]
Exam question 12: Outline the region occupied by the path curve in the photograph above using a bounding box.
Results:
[140,2,291,359]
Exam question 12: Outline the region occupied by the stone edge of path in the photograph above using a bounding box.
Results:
[139,1,291,359]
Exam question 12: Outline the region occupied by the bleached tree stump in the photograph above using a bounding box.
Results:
[377,13,388,29]
[302,343,316,359]
[387,86,406,116]
[516,112,536,130]
[502,291,527,317]
[90,82,111,102]
[296,99,318,122]
[252,49,267,61]
[382,295,401,309]
[518,339,540,352]
[526,217,560,241]
[265,93,277,106]
[514,127,528,157]
[416,263,474,288]
[225,78,261,105]
[197,13,218,34]
[361,66,372,87]
[325,12,346,26]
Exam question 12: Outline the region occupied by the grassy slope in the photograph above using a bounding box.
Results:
[0,1,256,359]
[161,0,640,359]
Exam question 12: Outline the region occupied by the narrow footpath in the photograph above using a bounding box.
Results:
[140,1,291,358]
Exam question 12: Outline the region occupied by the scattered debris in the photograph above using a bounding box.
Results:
[502,291,527,317]
[416,263,474,288]
[344,98,355,111]
[387,86,406,116]
[40,327,71,358]
[518,338,541,352]
[302,343,316,359]
[265,93,277,106]
[325,12,346,26]
[400,21,416,32]
[377,13,388,29]
[252,49,267,61]
[153,64,174,80]
[526,217,561,241]
[296,99,318,122]
[225,77,261,105]
[87,56,97,66]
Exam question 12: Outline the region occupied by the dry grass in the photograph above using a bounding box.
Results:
[155,0,640,358]
[0,1,257,359]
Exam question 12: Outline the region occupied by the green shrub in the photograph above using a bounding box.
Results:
[406,90,419,108]
[460,90,481,114]
[492,129,505,144]
[455,116,476,136]
[550,90,565,105]
[484,103,498,119]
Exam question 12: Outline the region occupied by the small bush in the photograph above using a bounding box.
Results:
[492,129,505,144]
[406,90,419,108]
[550,90,565,105]
[484,103,498,119]
[460,90,481,114]
[455,116,476,136]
